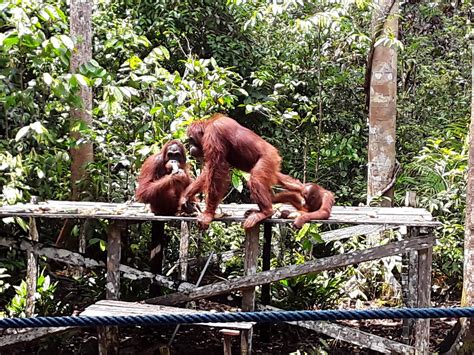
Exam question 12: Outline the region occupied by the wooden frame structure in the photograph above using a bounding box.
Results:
[0,200,441,354]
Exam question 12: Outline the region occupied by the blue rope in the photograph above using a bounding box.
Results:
[1,307,474,329]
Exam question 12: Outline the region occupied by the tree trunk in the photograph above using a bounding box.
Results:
[447,31,474,355]
[70,0,93,199]
[367,0,398,207]
[57,0,93,247]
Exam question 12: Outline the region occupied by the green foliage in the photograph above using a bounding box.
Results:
[7,269,58,317]
[228,0,371,201]
[0,267,10,294]
[395,1,470,291]
[398,124,467,285]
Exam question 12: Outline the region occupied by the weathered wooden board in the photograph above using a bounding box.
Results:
[0,201,441,226]
[26,217,39,317]
[241,226,259,354]
[0,327,76,348]
[320,224,392,242]
[258,304,415,354]
[0,236,196,293]
[98,222,123,355]
[146,236,435,306]
[81,300,253,330]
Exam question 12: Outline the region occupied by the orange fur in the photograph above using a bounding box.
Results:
[273,183,335,228]
[136,140,193,215]
[182,114,300,229]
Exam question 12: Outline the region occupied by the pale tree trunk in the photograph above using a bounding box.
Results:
[56,0,93,247]
[70,0,93,198]
[367,0,398,207]
[447,32,474,355]
[365,0,399,296]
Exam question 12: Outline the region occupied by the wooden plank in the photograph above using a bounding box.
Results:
[0,202,441,227]
[321,224,391,242]
[0,201,430,218]
[0,327,76,348]
[81,300,253,330]
[0,201,434,216]
[241,225,259,354]
[0,236,196,292]
[26,217,39,317]
[258,304,415,354]
[0,211,441,227]
[414,240,433,354]
[145,236,435,306]
[290,320,414,354]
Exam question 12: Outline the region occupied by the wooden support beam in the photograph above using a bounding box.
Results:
[179,221,190,281]
[82,300,254,330]
[260,223,272,343]
[98,221,123,355]
[321,224,391,242]
[0,327,78,349]
[261,223,272,305]
[146,235,434,306]
[75,218,93,277]
[220,329,240,355]
[414,233,433,354]
[150,221,166,296]
[0,236,196,293]
[258,304,415,354]
[26,216,39,317]
[0,201,441,227]
[241,225,259,355]
[402,191,419,344]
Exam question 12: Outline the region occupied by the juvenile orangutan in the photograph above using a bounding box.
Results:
[273,183,335,229]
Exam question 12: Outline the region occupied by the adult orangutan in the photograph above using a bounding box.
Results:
[135,140,194,215]
[273,183,335,229]
[179,113,304,230]
[135,140,195,296]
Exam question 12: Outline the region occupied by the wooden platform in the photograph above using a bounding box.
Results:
[0,200,441,226]
[0,199,439,354]
[81,300,253,330]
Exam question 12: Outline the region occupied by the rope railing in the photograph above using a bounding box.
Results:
[1,307,473,329]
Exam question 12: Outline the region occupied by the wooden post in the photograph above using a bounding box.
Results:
[261,223,272,342]
[150,221,166,296]
[220,329,240,355]
[25,215,39,317]
[98,221,123,355]
[261,223,272,305]
[402,191,418,344]
[179,221,190,281]
[74,218,92,277]
[241,225,259,355]
[414,229,432,354]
